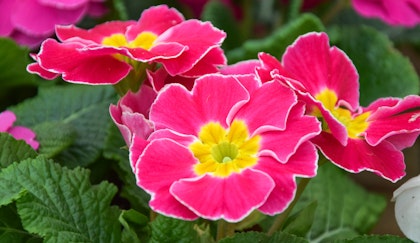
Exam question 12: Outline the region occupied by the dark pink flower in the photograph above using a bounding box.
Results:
[131,73,320,221]
[27,5,226,85]
[255,32,420,182]
[0,110,39,150]
[0,0,107,49]
[352,0,420,27]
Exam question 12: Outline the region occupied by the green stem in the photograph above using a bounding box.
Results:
[216,220,235,241]
[267,177,311,235]
[321,0,349,24]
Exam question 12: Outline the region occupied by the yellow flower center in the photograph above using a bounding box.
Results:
[189,120,261,178]
[102,32,158,50]
[314,89,370,138]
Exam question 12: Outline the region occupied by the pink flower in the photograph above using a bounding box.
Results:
[132,73,321,221]
[27,5,226,85]
[352,0,420,27]
[0,110,39,150]
[0,0,107,49]
[256,32,420,182]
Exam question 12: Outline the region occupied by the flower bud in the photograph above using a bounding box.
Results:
[393,175,420,242]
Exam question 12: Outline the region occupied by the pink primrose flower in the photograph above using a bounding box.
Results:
[0,0,107,49]
[133,73,321,221]
[27,5,227,85]
[0,110,39,150]
[352,0,420,27]
[255,32,420,182]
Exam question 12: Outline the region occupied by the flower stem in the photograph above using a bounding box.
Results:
[216,220,235,241]
[267,177,311,235]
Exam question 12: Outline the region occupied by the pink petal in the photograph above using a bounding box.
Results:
[313,132,406,182]
[259,102,321,162]
[156,20,226,76]
[56,21,136,43]
[27,54,59,80]
[126,5,184,39]
[178,47,226,77]
[364,95,420,146]
[12,0,87,36]
[150,84,205,135]
[0,110,16,132]
[148,129,196,147]
[39,0,88,8]
[0,0,14,36]
[146,68,195,92]
[281,32,359,111]
[233,80,297,134]
[129,135,149,173]
[171,169,275,222]
[8,126,39,150]
[36,39,132,84]
[220,59,260,76]
[136,139,199,219]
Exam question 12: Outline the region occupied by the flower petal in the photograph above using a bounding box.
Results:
[0,110,16,132]
[170,169,275,222]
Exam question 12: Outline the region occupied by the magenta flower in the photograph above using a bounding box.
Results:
[352,0,420,27]
[0,110,39,150]
[256,32,420,182]
[131,73,321,221]
[27,5,226,85]
[0,0,107,49]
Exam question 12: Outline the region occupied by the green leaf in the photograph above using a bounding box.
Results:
[226,13,325,64]
[220,231,308,243]
[0,133,37,168]
[11,85,117,167]
[201,0,243,50]
[294,163,387,242]
[0,156,122,242]
[282,201,317,237]
[103,124,151,214]
[0,204,42,243]
[334,234,413,243]
[328,26,419,106]
[0,38,37,88]
[150,215,200,243]
[119,209,149,243]
[32,121,77,158]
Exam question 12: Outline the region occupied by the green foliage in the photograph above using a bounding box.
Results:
[0,204,42,242]
[0,157,121,242]
[294,163,387,242]
[220,231,308,243]
[282,201,318,237]
[11,85,116,167]
[150,215,200,243]
[333,235,413,243]
[119,209,150,243]
[226,13,325,63]
[0,133,37,168]
[329,26,420,105]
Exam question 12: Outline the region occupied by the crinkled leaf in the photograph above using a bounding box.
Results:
[33,121,76,158]
[329,26,419,106]
[103,124,150,214]
[334,234,413,243]
[282,201,318,237]
[226,13,324,64]
[150,215,200,243]
[0,156,121,242]
[0,204,42,243]
[0,38,37,88]
[294,163,387,242]
[11,85,116,167]
[0,133,37,168]
[220,231,308,243]
[119,209,149,243]
[202,0,243,50]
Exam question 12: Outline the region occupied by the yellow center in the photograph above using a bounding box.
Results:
[189,120,261,178]
[314,89,370,138]
[102,32,158,50]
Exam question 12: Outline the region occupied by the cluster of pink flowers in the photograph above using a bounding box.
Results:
[0,110,39,150]
[0,0,107,49]
[27,5,420,222]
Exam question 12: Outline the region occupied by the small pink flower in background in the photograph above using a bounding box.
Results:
[0,0,107,49]
[130,73,320,221]
[352,0,420,27]
[27,5,226,85]
[256,32,420,182]
[0,110,39,150]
